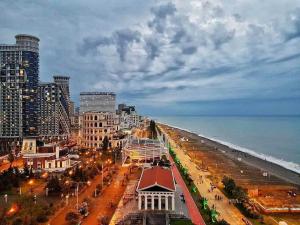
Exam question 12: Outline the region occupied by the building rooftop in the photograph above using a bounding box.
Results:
[80,92,116,96]
[15,34,40,41]
[137,166,175,191]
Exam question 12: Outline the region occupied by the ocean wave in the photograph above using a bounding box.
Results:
[158,121,300,174]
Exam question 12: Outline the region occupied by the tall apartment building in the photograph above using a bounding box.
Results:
[79,92,116,114]
[38,76,71,139]
[0,34,40,152]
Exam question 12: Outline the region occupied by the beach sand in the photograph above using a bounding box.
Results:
[159,124,300,210]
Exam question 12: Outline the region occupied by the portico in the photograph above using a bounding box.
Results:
[138,191,175,211]
[136,166,176,211]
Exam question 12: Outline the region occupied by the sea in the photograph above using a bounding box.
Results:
[153,116,300,174]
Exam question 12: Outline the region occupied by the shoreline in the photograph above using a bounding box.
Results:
[158,122,300,186]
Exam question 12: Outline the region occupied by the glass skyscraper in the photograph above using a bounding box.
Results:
[0,34,39,151]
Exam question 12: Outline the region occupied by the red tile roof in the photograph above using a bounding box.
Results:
[137,166,175,191]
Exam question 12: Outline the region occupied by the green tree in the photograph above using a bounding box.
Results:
[102,136,109,151]
[46,176,62,194]
[222,176,236,197]
[73,166,88,182]
[65,212,80,225]
[232,186,247,201]
[149,120,157,138]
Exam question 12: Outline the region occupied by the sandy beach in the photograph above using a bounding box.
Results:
[158,123,300,216]
[159,123,300,186]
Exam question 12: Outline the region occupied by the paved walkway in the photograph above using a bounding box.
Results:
[49,166,128,225]
[162,126,245,225]
[109,180,138,225]
[170,156,206,225]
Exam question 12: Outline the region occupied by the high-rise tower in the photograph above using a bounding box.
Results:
[0,34,39,152]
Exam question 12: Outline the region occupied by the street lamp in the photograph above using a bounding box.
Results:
[28,179,34,194]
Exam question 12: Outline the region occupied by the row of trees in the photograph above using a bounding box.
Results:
[0,165,33,193]
[169,146,230,225]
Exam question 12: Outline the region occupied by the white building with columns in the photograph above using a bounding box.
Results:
[136,166,176,211]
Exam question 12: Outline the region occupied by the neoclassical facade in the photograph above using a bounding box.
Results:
[136,166,176,211]
[80,111,121,149]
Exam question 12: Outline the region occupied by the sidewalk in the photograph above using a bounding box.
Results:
[170,156,206,225]
[164,127,245,225]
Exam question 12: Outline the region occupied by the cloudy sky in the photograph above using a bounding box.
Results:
[1,0,300,115]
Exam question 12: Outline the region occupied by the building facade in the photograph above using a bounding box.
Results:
[0,34,40,152]
[38,76,71,139]
[21,138,71,172]
[136,166,176,211]
[81,111,121,149]
[79,92,116,114]
[118,104,140,129]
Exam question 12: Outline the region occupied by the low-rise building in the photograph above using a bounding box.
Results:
[21,138,71,172]
[136,166,176,211]
[122,138,167,165]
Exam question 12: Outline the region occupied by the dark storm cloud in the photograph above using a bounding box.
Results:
[79,29,141,61]
[145,38,160,59]
[78,37,112,55]
[113,29,141,61]
[148,2,177,33]
[182,46,197,55]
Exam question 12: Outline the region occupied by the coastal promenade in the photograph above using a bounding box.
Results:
[159,125,245,225]
[169,156,206,225]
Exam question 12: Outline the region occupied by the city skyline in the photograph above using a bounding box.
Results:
[0,0,300,116]
[0,2,300,225]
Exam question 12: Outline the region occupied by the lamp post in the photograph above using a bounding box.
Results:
[28,179,34,224]
[28,179,34,195]
[64,180,90,211]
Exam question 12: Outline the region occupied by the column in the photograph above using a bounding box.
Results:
[158,195,161,210]
[138,195,142,210]
[145,195,148,210]
[165,195,168,210]
[171,195,175,211]
[151,195,154,210]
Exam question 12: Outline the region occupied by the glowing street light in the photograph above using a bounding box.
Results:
[28,179,34,186]
[6,204,18,216]
[41,172,48,179]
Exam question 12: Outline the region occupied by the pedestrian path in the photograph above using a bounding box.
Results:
[169,156,206,225]
[164,127,245,225]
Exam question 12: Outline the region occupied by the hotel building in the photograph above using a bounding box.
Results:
[37,76,71,139]
[0,34,40,152]
[81,111,121,149]
[79,92,116,114]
